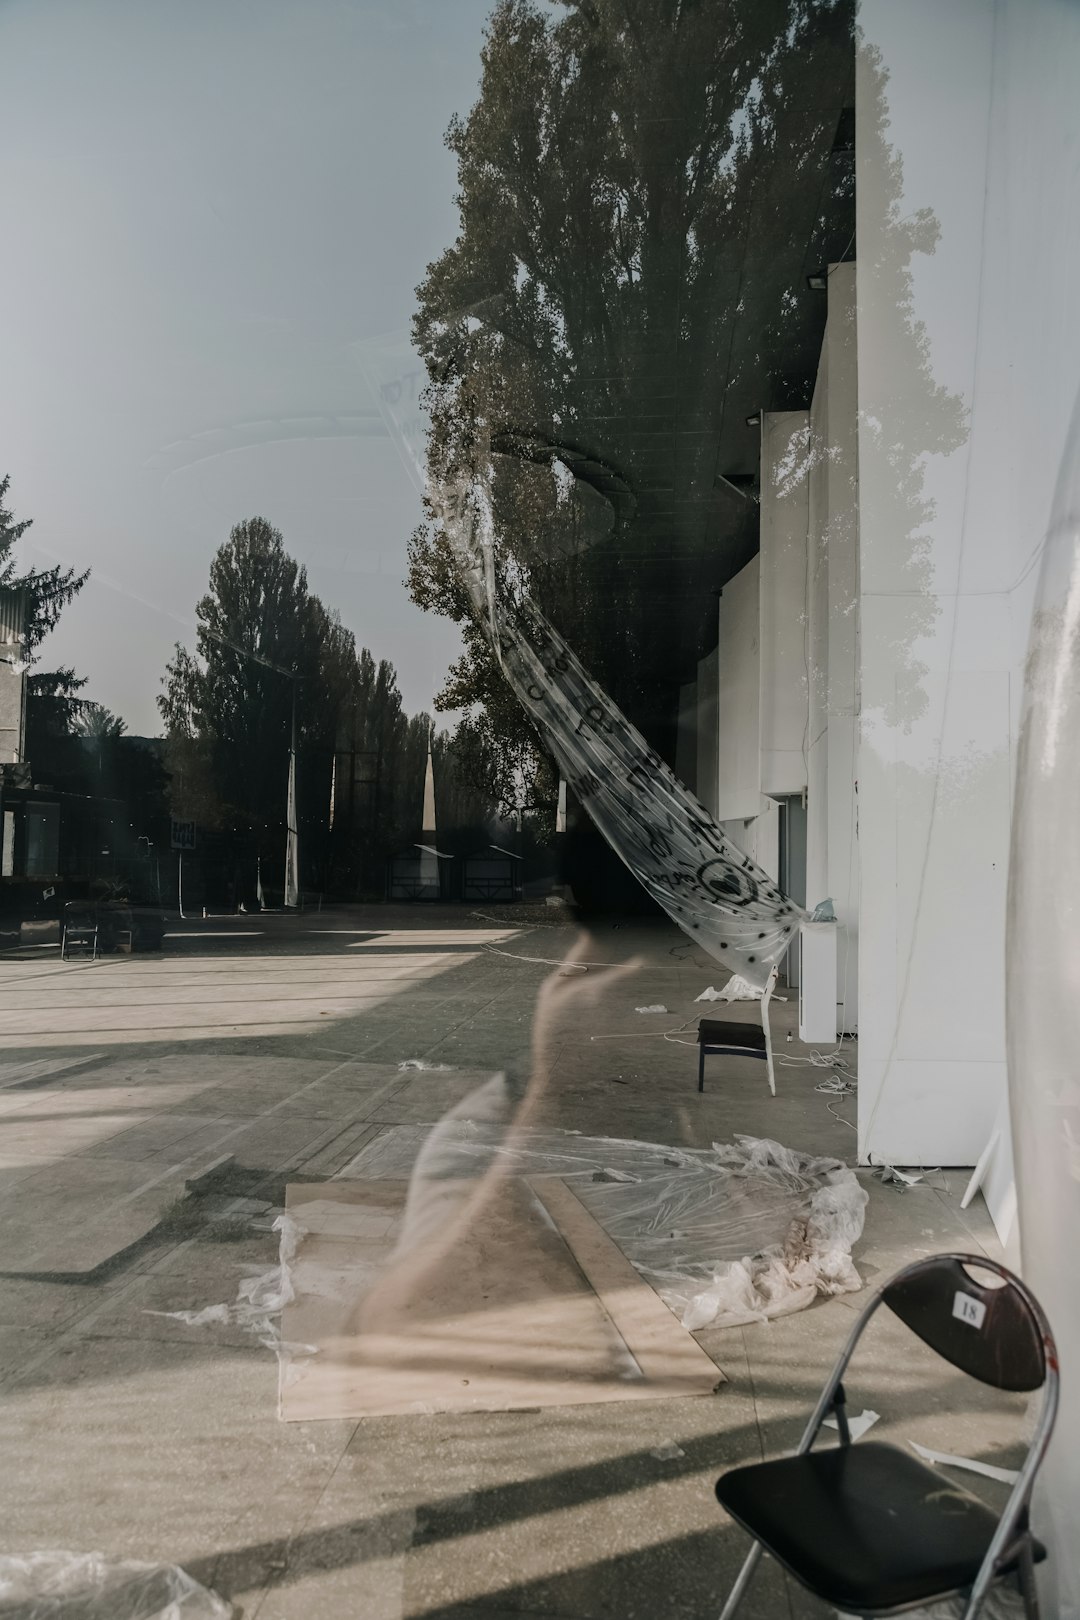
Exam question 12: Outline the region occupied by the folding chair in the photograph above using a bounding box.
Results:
[61,903,99,961]
[715,1253,1058,1619]
[697,965,778,1096]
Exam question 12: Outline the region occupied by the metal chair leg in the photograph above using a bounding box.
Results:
[718,1540,763,1619]
[1017,1537,1041,1620]
[698,1046,706,1092]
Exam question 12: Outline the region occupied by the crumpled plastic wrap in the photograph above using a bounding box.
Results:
[347,1122,867,1333]
[838,1584,1025,1619]
[146,1213,315,1366]
[0,1552,231,1619]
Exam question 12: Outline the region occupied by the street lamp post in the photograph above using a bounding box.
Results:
[284,676,300,910]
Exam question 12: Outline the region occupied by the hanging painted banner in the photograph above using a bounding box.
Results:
[356,334,805,985]
[435,471,804,985]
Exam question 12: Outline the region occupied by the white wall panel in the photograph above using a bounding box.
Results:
[675,680,698,794]
[695,645,719,819]
[857,1,1080,1190]
[759,410,810,795]
[715,556,761,821]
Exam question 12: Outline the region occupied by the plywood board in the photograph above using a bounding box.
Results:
[527,1175,723,1388]
[279,1177,722,1422]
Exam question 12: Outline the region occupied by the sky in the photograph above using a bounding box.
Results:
[0,0,494,733]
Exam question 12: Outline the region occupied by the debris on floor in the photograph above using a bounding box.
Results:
[634,1004,669,1013]
[838,1584,1026,1618]
[824,1407,880,1440]
[696,976,762,1002]
[875,1163,925,1190]
[145,1212,311,1359]
[0,1552,231,1619]
[650,1441,686,1461]
[909,1441,1020,1486]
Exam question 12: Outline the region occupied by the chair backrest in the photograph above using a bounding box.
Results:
[882,1253,1047,1392]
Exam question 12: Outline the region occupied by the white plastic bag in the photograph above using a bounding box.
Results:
[0,1552,231,1619]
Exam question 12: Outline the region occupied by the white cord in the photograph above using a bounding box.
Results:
[826,1099,858,1131]
[813,1074,856,1094]
[777,1047,855,1073]
[481,942,593,971]
[469,909,567,930]
[590,1017,700,1045]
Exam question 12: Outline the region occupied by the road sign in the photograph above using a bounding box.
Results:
[170,819,196,852]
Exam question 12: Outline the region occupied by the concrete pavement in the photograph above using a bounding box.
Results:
[0,907,1019,1618]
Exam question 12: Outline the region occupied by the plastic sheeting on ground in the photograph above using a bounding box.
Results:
[696,975,764,1002]
[838,1586,1025,1619]
[0,1552,231,1619]
[341,1122,867,1332]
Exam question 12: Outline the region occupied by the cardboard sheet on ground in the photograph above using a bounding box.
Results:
[278,1178,723,1421]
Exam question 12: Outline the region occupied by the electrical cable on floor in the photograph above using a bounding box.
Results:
[826,1099,858,1131]
[481,942,592,971]
[589,1017,700,1045]
[777,1047,856,1073]
[468,909,569,930]
[813,1074,857,1094]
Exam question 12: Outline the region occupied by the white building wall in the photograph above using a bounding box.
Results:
[722,799,780,886]
[759,412,810,797]
[0,594,27,766]
[856,0,1080,1170]
[0,663,26,766]
[858,9,1080,1607]
[695,557,784,889]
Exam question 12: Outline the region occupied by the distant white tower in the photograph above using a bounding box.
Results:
[418,722,438,898]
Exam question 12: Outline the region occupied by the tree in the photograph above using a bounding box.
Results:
[1,475,90,747]
[159,517,425,896]
[159,518,328,840]
[1,474,89,663]
[75,703,126,739]
[409,0,855,776]
[24,668,88,750]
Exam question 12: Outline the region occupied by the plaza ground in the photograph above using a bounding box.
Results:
[0,907,1021,1619]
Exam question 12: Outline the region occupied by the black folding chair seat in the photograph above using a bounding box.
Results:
[697,1018,767,1050]
[697,966,779,1095]
[717,1440,1045,1614]
[61,904,99,961]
